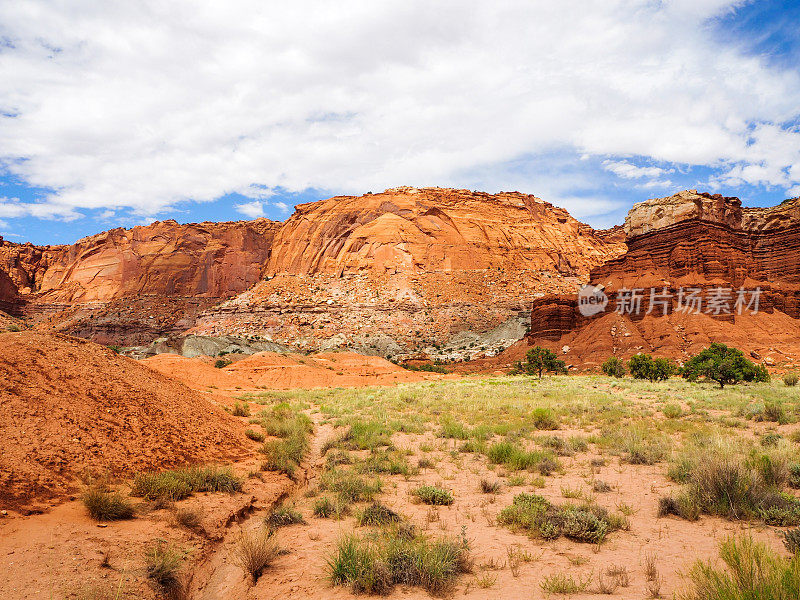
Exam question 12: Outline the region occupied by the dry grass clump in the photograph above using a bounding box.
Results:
[497,493,626,544]
[486,441,560,474]
[82,486,135,521]
[319,468,383,505]
[233,527,281,581]
[355,449,416,476]
[480,479,501,494]
[313,495,348,519]
[660,442,800,525]
[540,572,591,594]
[356,502,402,526]
[232,402,251,417]
[259,406,313,477]
[412,485,454,506]
[145,540,184,596]
[327,528,471,595]
[245,429,265,442]
[265,503,305,528]
[683,535,800,599]
[784,372,799,387]
[131,465,242,501]
[174,506,203,530]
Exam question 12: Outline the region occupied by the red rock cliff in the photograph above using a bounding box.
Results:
[522,191,800,369]
[267,187,621,278]
[1,219,279,303]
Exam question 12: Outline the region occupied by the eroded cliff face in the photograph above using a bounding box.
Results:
[0,266,18,314]
[522,191,800,369]
[267,187,618,277]
[190,187,625,358]
[1,219,280,343]
[3,219,279,302]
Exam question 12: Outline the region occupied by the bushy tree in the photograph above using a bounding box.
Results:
[681,343,769,388]
[515,346,567,378]
[601,357,626,378]
[628,353,674,382]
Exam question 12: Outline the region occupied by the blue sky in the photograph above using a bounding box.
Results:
[1,1,799,245]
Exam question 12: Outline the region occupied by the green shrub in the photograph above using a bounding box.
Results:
[531,407,559,430]
[628,353,674,382]
[497,493,623,544]
[682,343,769,388]
[131,465,242,501]
[214,359,230,368]
[412,485,454,506]
[783,528,800,554]
[784,372,799,387]
[82,487,135,521]
[601,357,626,378]
[662,403,683,419]
[683,535,800,599]
[245,429,265,442]
[514,346,567,378]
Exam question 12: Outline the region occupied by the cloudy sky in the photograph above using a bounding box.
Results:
[1,0,799,244]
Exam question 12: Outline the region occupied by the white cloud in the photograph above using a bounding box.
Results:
[235,200,265,218]
[0,0,798,221]
[602,160,673,180]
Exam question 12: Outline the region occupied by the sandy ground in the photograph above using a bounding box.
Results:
[144,350,453,392]
[2,340,797,600]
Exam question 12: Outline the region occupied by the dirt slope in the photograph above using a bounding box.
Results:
[223,350,451,389]
[0,332,250,511]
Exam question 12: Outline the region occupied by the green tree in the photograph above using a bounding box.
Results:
[517,346,567,378]
[681,343,769,388]
[628,353,674,382]
[601,357,626,378]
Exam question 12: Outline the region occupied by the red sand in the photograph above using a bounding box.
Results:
[0,332,251,511]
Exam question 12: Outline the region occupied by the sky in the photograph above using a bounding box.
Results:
[1,0,799,245]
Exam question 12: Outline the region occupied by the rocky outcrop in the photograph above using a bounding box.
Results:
[4,219,279,302]
[593,191,800,292]
[523,191,800,369]
[7,187,624,351]
[192,187,625,357]
[0,266,18,314]
[267,187,620,278]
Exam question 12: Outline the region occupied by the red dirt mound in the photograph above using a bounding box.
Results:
[142,353,253,391]
[223,350,449,389]
[0,332,250,512]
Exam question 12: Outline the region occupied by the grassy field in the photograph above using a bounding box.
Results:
[236,375,800,598]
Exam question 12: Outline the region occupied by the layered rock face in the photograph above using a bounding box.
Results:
[0,266,18,314]
[1,219,279,343]
[2,219,279,302]
[5,187,623,352]
[267,187,618,277]
[191,187,625,358]
[523,191,800,369]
